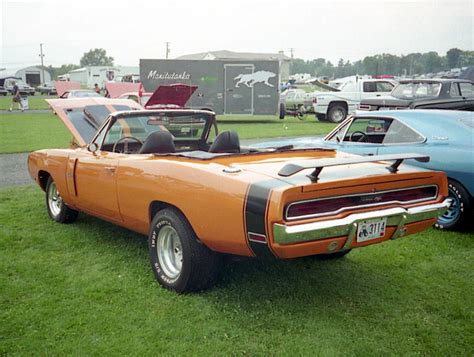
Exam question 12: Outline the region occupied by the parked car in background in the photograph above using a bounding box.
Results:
[36,82,57,95]
[27,96,450,292]
[3,77,36,96]
[359,79,474,111]
[254,110,473,230]
[313,78,397,123]
[279,89,315,119]
[0,86,7,96]
[59,90,102,99]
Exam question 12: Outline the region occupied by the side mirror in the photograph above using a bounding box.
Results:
[87,142,99,154]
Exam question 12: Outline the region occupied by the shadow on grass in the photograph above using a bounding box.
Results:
[69,212,398,309]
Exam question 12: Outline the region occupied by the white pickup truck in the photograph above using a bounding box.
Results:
[313,78,397,123]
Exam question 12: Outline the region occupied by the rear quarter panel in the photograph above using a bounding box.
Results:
[115,157,264,256]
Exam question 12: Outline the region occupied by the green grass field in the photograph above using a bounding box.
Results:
[0,113,72,154]
[0,112,334,154]
[0,95,52,110]
[0,185,472,355]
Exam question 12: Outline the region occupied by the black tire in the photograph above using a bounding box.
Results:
[45,177,78,223]
[315,249,352,260]
[279,103,286,120]
[316,113,328,122]
[148,208,222,293]
[435,180,471,230]
[327,104,347,123]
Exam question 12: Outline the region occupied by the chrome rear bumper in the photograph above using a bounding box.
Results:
[273,199,451,247]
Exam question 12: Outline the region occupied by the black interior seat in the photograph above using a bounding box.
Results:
[208,131,240,153]
[139,131,175,154]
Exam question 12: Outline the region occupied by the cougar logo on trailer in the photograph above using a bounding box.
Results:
[234,71,276,88]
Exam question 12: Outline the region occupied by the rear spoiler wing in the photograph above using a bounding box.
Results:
[278,153,430,182]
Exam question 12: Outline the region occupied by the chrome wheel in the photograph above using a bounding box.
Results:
[47,181,62,217]
[157,226,183,280]
[438,186,461,226]
[332,109,344,122]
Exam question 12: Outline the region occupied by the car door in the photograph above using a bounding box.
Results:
[70,149,123,222]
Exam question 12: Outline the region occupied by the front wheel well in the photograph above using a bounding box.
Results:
[38,170,51,191]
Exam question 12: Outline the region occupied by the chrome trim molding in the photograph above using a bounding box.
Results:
[274,199,451,245]
[285,185,438,221]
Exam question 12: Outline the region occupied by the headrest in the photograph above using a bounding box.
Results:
[208,131,240,153]
[139,130,175,154]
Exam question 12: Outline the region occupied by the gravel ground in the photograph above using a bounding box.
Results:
[0,153,32,187]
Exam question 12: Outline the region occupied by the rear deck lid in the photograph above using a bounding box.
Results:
[46,98,142,146]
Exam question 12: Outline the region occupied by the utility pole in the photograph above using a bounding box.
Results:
[39,43,45,84]
[165,42,171,59]
[289,48,294,59]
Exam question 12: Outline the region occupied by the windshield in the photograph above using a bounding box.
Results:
[102,112,212,150]
[391,82,441,99]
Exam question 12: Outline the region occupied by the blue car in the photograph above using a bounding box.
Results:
[254,110,474,229]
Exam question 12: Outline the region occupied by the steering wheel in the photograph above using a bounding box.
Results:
[350,131,368,142]
[112,136,143,153]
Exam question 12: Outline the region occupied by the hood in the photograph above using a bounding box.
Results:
[105,82,140,98]
[145,84,198,108]
[55,81,81,96]
[308,79,340,92]
[46,98,142,146]
[361,95,412,107]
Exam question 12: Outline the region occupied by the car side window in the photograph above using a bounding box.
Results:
[450,83,461,97]
[383,120,425,144]
[344,118,391,143]
[459,83,474,97]
[363,82,377,92]
[376,81,394,92]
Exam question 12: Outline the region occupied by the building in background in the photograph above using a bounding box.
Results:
[140,59,280,115]
[67,65,139,88]
[0,66,51,86]
[176,50,291,81]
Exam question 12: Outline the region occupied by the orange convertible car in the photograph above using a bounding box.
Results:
[28,97,451,292]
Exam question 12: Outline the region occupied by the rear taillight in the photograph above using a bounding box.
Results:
[285,185,438,220]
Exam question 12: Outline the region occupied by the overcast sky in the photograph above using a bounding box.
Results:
[1,0,472,68]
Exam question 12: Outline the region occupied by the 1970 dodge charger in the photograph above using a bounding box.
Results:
[28,96,451,292]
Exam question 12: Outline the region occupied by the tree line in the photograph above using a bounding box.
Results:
[290,48,474,78]
[45,48,114,80]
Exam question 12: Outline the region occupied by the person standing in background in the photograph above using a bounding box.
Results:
[9,81,23,112]
[94,83,101,94]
